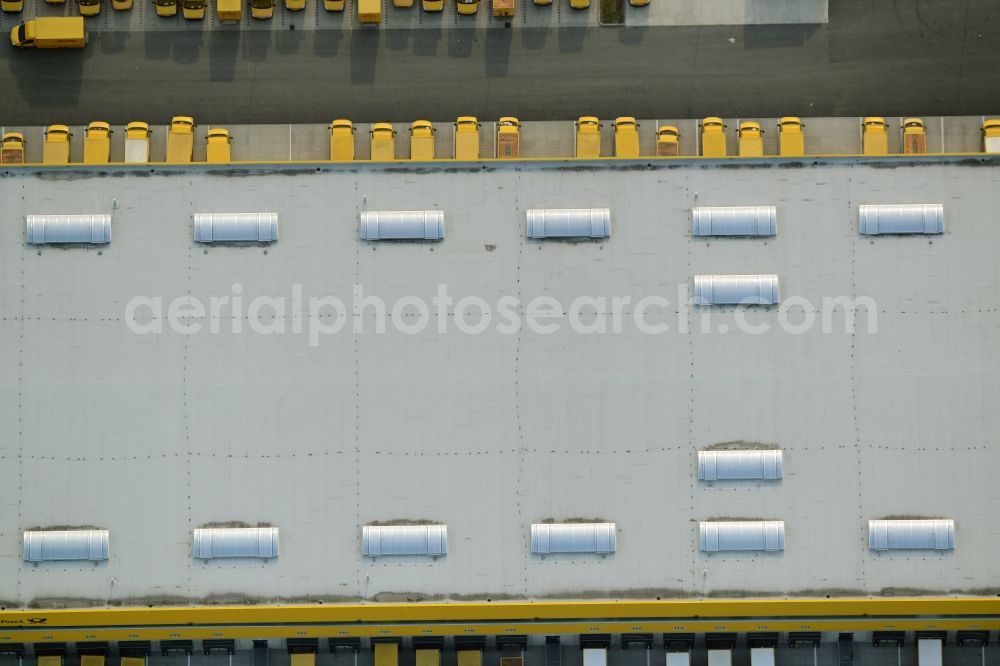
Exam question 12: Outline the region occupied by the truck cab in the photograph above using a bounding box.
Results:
[901,118,926,154]
[323,0,343,10]
[1,0,24,14]
[250,0,275,20]
[409,121,436,160]
[983,118,1000,153]
[124,121,151,163]
[568,0,588,8]
[166,116,195,162]
[329,119,355,161]
[1,132,25,164]
[575,116,601,158]
[370,123,396,161]
[78,0,100,16]
[497,117,520,158]
[613,116,639,158]
[862,116,888,155]
[182,0,205,19]
[43,124,72,165]
[656,125,680,156]
[206,128,232,163]
[456,0,476,14]
[154,0,177,17]
[421,0,442,11]
[393,0,412,9]
[112,0,132,10]
[83,122,112,164]
[284,0,304,10]
[455,116,480,160]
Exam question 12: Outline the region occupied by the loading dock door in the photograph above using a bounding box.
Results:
[918,640,943,666]
[708,651,732,666]
[751,649,775,666]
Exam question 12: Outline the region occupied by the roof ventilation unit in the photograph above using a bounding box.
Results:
[699,521,785,552]
[359,210,444,240]
[692,206,777,236]
[858,204,944,235]
[22,529,110,562]
[26,214,111,245]
[868,519,954,551]
[530,522,616,554]
[193,213,279,243]
[698,450,783,481]
[693,274,780,305]
[192,526,279,559]
[362,524,448,557]
[526,208,611,239]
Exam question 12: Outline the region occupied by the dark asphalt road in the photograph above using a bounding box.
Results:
[1,0,998,124]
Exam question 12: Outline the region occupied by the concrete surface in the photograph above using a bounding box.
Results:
[0,0,996,125]
[1,116,993,163]
[0,157,999,605]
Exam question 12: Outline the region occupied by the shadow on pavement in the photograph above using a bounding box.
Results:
[520,26,549,50]
[313,28,345,56]
[172,29,204,64]
[385,27,411,51]
[484,28,510,77]
[244,28,273,62]
[617,25,645,45]
[557,25,585,52]
[349,28,380,84]
[276,24,304,54]
[208,28,239,81]
[412,25,442,55]
[99,30,129,55]
[4,48,85,115]
[143,30,172,60]
[446,27,474,57]
[742,24,818,49]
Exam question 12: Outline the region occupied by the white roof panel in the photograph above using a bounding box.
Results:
[193,213,279,243]
[699,521,785,552]
[693,274,780,305]
[362,524,448,556]
[692,206,777,236]
[192,527,279,559]
[868,519,954,550]
[26,214,111,244]
[530,522,616,554]
[859,204,944,234]
[526,208,611,238]
[698,450,783,481]
[359,210,444,240]
[22,529,109,562]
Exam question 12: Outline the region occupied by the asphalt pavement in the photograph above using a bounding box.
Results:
[0,0,998,125]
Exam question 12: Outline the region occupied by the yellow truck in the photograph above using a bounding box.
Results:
[491,0,512,17]
[700,116,726,156]
[901,117,926,154]
[2,0,24,13]
[330,119,355,161]
[613,116,639,157]
[983,118,1000,153]
[656,125,680,156]
[112,0,132,10]
[78,0,101,17]
[456,0,477,14]
[43,124,72,164]
[370,123,396,161]
[358,0,381,23]
[182,0,206,18]
[248,0,271,18]
[409,120,435,160]
[124,121,151,163]
[219,0,242,19]
[206,128,232,163]
[862,116,888,155]
[83,122,111,164]
[575,116,601,158]
[1,132,25,164]
[497,117,520,158]
[777,116,804,156]
[166,116,195,162]
[10,17,87,48]
[454,116,480,160]
[737,120,764,157]
[154,0,178,17]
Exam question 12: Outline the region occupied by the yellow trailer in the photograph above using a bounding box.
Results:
[700,116,726,156]
[862,116,888,155]
[778,116,804,156]
[497,117,520,158]
[83,121,112,164]
[737,120,764,157]
[330,119,356,160]
[491,0,512,17]
[656,125,680,156]
[206,128,232,163]
[901,118,926,154]
[613,116,639,157]
[575,116,601,158]
[43,124,72,164]
[217,0,241,20]
[410,120,436,160]
[370,123,396,161]
[358,0,381,23]
[166,115,195,162]
[455,116,480,159]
